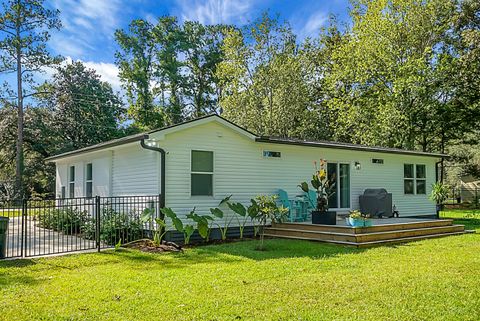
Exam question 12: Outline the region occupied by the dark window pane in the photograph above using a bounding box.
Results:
[191,151,213,172]
[69,182,75,198]
[86,163,93,181]
[416,164,426,179]
[327,163,338,208]
[86,182,93,198]
[69,166,75,181]
[416,180,426,194]
[404,164,414,178]
[61,186,66,199]
[339,164,350,208]
[404,179,414,194]
[191,174,213,196]
[263,151,281,158]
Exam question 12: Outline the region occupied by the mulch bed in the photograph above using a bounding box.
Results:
[122,239,183,253]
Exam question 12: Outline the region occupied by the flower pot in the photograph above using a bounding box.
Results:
[311,211,336,225]
[346,217,372,227]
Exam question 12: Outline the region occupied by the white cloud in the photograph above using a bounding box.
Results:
[48,0,123,58]
[175,0,253,25]
[83,60,122,93]
[294,10,329,40]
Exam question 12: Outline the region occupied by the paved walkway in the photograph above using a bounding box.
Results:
[5,216,97,258]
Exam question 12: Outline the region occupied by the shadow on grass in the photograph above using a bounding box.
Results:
[196,238,365,261]
[0,238,369,277]
[0,259,39,288]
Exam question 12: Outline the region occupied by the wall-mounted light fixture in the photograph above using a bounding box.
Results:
[354,161,361,170]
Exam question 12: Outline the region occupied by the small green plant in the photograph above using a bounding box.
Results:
[161,207,195,245]
[430,182,450,205]
[250,195,288,250]
[141,207,167,246]
[186,210,214,241]
[207,196,238,241]
[218,195,251,239]
[114,239,122,251]
[349,210,369,220]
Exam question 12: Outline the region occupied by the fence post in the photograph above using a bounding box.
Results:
[95,196,101,252]
[21,199,27,258]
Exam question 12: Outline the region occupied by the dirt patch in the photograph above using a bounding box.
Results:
[122,239,183,253]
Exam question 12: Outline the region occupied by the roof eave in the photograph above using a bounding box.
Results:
[45,134,150,162]
[255,137,447,158]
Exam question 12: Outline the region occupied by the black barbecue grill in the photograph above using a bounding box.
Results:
[359,188,393,218]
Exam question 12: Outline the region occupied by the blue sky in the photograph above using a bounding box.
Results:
[37,0,351,92]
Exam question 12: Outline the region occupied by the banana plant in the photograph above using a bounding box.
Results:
[161,207,195,245]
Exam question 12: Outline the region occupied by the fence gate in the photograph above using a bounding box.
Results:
[0,195,161,259]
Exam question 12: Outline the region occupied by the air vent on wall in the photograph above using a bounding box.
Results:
[372,158,384,164]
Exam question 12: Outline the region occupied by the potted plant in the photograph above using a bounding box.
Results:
[299,159,337,225]
[346,210,372,227]
[430,182,450,218]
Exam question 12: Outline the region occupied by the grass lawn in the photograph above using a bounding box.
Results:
[1,213,480,320]
[441,208,480,232]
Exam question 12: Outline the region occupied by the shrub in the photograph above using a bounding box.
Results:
[84,207,144,246]
[38,208,89,235]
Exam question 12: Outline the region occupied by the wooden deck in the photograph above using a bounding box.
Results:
[264,218,468,248]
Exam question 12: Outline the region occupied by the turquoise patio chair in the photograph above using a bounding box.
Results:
[304,190,317,220]
[277,189,302,222]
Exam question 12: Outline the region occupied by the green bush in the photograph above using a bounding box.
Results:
[84,207,144,246]
[38,208,88,235]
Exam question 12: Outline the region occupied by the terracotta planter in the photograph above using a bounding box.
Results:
[311,211,336,225]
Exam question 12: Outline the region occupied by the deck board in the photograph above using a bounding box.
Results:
[265,218,468,247]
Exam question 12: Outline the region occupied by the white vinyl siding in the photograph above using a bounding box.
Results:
[149,121,437,221]
[112,144,158,196]
[54,118,438,220]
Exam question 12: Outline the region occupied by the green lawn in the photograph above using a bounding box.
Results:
[441,209,480,232]
[1,214,480,320]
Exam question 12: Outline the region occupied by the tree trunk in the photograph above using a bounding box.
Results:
[15,3,24,198]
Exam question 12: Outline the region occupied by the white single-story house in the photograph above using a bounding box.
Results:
[46,114,445,221]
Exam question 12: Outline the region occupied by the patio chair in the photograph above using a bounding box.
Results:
[277,189,302,222]
[304,190,317,220]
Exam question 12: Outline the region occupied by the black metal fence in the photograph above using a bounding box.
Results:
[0,195,161,259]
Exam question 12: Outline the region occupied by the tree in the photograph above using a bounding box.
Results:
[115,17,227,129]
[217,13,312,138]
[311,0,480,156]
[115,19,162,130]
[0,0,61,197]
[37,61,125,151]
[181,21,225,118]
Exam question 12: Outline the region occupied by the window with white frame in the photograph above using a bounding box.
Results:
[191,150,213,196]
[69,165,75,198]
[404,164,426,194]
[85,163,93,198]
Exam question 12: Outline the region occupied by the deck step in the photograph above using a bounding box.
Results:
[272,219,454,234]
[264,231,468,248]
[264,222,467,247]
